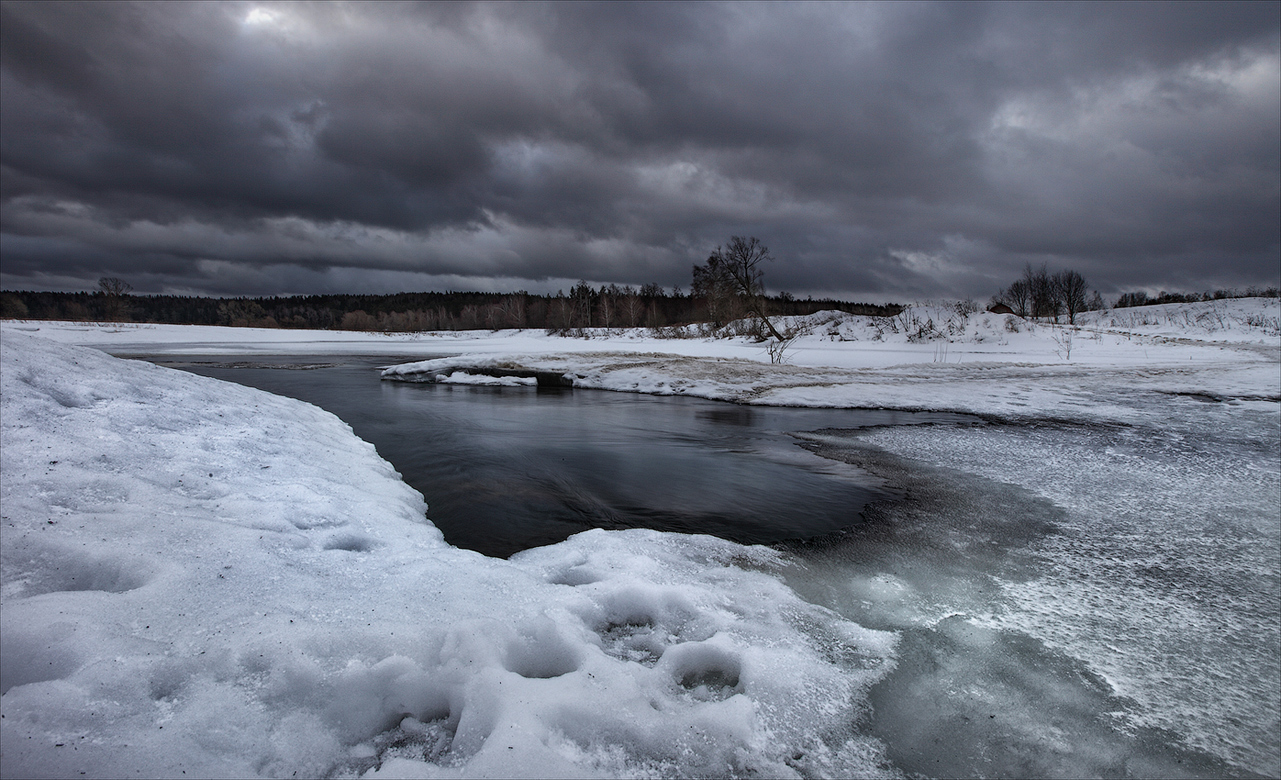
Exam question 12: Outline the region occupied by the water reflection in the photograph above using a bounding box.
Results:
[161,355,971,557]
[695,407,757,426]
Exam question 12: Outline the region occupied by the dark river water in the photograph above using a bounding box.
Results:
[154,354,971,558]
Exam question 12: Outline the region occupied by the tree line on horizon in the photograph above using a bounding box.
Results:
[1,259,1275,332]
[0,280,901,333]
[989,264,1278,325]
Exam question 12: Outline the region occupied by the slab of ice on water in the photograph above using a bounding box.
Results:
[859,404,1281,777]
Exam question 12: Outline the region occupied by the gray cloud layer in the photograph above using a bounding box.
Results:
[2,1,1277,299]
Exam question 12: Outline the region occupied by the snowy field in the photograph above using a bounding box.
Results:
[2,299,1278,778]
[8,297,1279,423]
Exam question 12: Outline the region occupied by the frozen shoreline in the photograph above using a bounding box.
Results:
[1,332,901,778]
[8,299,1281,426]
[2,301,1278,778]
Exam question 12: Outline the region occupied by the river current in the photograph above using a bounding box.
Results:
[154,354,1280,778]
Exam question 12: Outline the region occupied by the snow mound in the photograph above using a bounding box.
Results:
[1,333,897,779]
[437,371,537,386]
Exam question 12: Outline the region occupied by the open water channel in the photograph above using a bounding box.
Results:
[151,353,1279,779]
[154,354,971,558]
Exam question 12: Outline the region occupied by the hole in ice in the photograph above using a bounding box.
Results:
[590,588,706,665]
[678,666,741,701]
[600,619,666,666]
[505,648,579,679]
[322,533,379,553]
[342,716,454,776]
[661,643,743,702]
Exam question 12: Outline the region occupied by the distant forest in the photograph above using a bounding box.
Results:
[0,284,903,333]
[2,282,1275,333]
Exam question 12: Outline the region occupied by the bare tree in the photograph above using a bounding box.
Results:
[691,254,740,328]
[570,280,594,332]
[498,294,527,328]
[458,304,482,329]
[621,286,643,328]
[596,287,615,330]
[340,309,376,331]
[1024,264,1060,320]
[98,277,132,296]
[483,302,503,330]
[97,277,133,321]
[645,299,663,329]
[547,292,572,335]
[694,236,786,340]
[1053,270,1088,325]
[995,266,1090,322]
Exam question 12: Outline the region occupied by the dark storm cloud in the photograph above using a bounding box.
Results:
[1,1,1276,298]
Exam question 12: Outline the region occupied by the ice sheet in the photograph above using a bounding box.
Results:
[858,409,1281,776]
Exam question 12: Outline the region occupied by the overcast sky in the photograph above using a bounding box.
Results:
[2,1,1277,300]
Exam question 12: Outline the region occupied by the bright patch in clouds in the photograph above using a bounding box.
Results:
[244,7,277,25]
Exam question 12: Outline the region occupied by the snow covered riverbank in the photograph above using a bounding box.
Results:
[1,333,898,778]
[10,298,1281,424]
[381,299,1281,425]
[2,299,1278,778]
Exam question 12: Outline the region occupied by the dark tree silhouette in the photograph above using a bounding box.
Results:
[1053,269,1089,324]
[694,236,786,340]
[96,277,133,321]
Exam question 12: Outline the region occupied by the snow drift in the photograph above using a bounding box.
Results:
[0,333,897,779]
